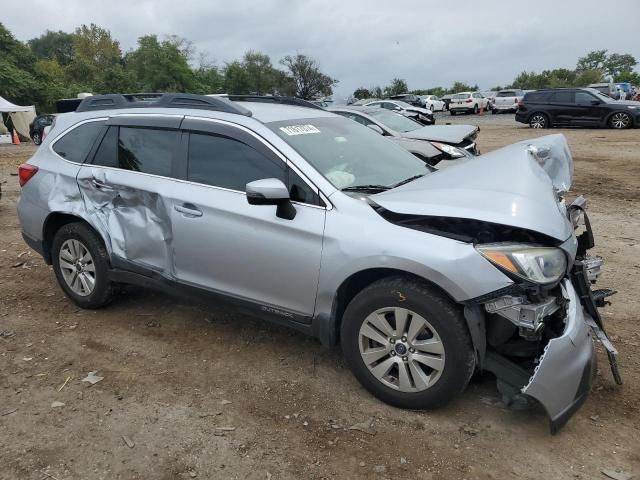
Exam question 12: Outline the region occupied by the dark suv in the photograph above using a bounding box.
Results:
[515,88,640,129]
[29,114,55,145]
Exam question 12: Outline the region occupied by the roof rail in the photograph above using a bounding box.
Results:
[75,93,252,116]
[226,95,324,110]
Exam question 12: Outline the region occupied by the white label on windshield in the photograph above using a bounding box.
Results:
[280,125,321,136]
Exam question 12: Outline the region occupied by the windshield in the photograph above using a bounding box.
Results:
[267,116,430,190]
[368,109,422,133]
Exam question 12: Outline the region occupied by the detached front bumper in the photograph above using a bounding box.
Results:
[522,280,596,433]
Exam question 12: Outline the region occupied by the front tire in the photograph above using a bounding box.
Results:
[341,277,475,409]
[609,112,632,129]
[52,222,117,309]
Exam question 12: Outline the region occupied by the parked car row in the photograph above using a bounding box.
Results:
[16,92,620,433]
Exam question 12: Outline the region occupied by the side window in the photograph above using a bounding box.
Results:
[187,132,285,191]
[52,120,105,163]
[92,126,118,168]
[575,91,596,105]
[550,91,574,104]
[288,169,321,206]
[350,114,373,127]
[92,126,178,177]
[118,127,177,176]
[382,102,396,110]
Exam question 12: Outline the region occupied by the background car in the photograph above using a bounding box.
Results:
[363,99,435,125]
[388,94,423,107]
[448,92,489,115]
[28,114,55,145]
[515,87,640,129]
[492,89,525,114]
[481,91,497,111]
[587,82,616,98]
[330,105,479,166]
[441,94,454,111]
[419,95,445,112]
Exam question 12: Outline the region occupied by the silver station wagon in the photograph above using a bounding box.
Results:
[16,93,621,432]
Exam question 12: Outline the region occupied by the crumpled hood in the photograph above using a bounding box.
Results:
[372,134,574,241]
[401,124,478,143]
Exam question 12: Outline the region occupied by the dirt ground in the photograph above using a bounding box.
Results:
[1,119,639,480]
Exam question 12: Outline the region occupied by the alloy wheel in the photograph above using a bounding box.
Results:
[59,239,96,297]
[530,114,546,128]
[32,133,41,145]
[611,112,630,129]
[358,307,445,392]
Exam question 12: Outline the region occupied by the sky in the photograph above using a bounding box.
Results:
[3,0,639,99]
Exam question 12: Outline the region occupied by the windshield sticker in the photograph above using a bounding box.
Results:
[280,125,321,136]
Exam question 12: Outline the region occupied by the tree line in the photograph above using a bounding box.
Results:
[352,50,639,100]
[0,22,338,112]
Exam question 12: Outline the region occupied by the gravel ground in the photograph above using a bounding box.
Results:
[1,119,639,480]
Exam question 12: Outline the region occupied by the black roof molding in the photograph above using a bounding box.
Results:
[75,93,252,116]
[226,95,324,110]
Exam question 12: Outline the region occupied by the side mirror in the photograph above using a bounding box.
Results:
[246,178,296,220]
[366,124,384,135]
[590,99,601,105]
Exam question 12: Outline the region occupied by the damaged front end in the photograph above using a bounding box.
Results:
[371,134,621,432]
[475,199,621,433]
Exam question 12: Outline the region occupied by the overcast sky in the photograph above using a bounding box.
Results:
[4,0,639,99]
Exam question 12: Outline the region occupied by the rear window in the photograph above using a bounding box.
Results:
[452,94,470,99]
[497,91,517,97]
[523,91,550,103]
[52,120,105,163]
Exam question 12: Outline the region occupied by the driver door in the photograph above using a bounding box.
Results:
[170,118,326,319]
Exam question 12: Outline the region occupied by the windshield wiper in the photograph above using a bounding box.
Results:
[341,184,390,192]
[390,174,425,188]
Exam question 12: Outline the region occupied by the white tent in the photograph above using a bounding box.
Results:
[0,95,36,139]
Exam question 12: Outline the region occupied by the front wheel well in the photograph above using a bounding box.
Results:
[330,268,455,346]
[42,213,101,264]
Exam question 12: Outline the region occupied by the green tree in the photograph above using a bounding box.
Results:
[242,50,280,94]
[66,24,124,91]
[576,49,608,72]
[223,61,251,94]
[383,78,408,96]
[605,53,637,78]
[614,70,640,86]
[125,35,196,92]
[280,54,337,99]
[352,87,371,99]
[450,81,473,93]
[0,23,39,105]
[28,30,74,65]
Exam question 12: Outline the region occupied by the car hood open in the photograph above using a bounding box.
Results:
[372,134,574,241]
[400,124,479,144]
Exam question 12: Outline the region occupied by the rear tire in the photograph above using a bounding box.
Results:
[341,276,475,409]
[32,132,42,145]
[473,105,479,114]
[529,113,549,128]
[52,222,117,309]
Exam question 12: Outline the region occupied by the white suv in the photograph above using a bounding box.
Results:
[449,92,489,115]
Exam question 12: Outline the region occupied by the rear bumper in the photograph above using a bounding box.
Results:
[493,104,518,111]
[22,231,46,259]
[515,111,528,123]
[522,280,596,433]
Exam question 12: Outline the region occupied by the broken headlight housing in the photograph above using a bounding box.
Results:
[476,243,567,285]
[430,141,467,159]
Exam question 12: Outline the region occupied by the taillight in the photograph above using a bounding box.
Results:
[465,99,472,103]
[18,164,38,187]
[517,99,525,109]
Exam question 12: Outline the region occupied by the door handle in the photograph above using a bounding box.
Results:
[174,203,203,217]
[91,179,115,190]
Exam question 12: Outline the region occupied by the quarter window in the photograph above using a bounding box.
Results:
[550,91,574,104]
[187,133,285,192]
[52,120,105,163]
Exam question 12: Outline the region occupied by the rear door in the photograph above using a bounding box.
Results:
[548,91,575,125]
[76,115,183,275]
[170,117,326,319]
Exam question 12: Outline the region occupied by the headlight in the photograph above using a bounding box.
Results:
[430,141,466,158]
[476,243,567,284]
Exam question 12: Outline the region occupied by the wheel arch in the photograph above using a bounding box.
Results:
[317,268,460,347]
[42,212,104,264]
